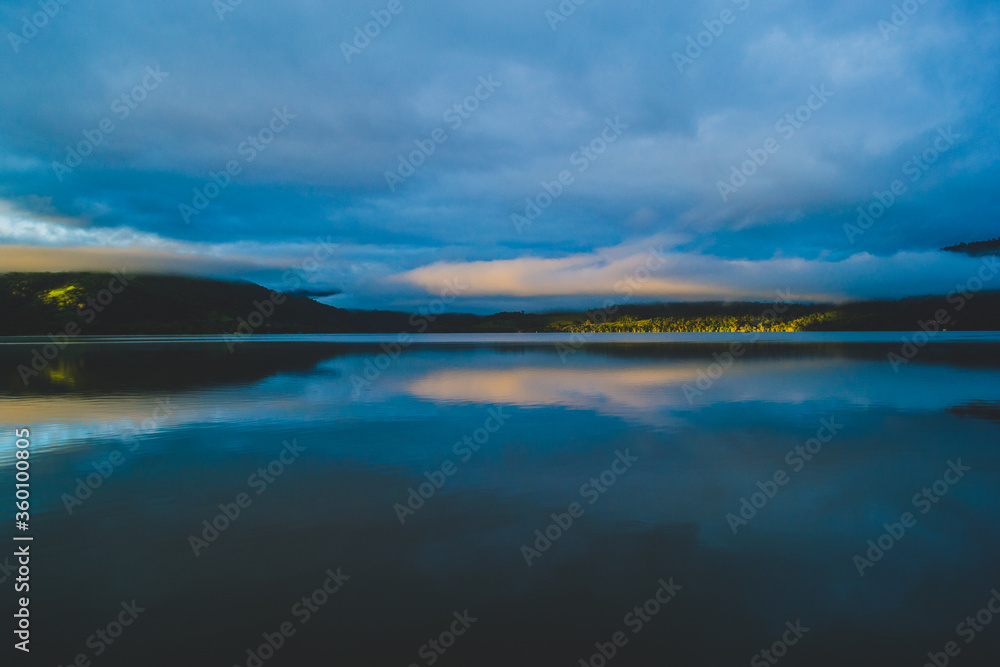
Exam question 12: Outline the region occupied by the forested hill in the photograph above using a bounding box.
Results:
[943,237,1000,256]
[0,273,357,335]
[2,272,1000,335]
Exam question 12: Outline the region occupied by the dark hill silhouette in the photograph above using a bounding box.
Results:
[2,271,1000,335]
[943,237,1000,256]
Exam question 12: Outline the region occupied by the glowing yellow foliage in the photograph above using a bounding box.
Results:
[41,285,84,308]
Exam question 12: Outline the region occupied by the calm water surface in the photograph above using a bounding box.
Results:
[1,336,999,666]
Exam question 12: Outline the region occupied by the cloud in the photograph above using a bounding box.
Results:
[396,237,998,304]
[0,201,427,306]
[0,0,998,307]
[0,244,268,275]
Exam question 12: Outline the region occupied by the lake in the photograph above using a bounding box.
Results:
[2,335,999,666]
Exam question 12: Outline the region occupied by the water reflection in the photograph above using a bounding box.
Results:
[0,340,998,666]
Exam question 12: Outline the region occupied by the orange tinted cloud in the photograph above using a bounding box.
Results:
[0,244,273,275]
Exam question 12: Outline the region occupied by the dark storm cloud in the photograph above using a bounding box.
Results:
[1,0,998,308]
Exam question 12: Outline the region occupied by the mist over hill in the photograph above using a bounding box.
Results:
[2,272,1000,336]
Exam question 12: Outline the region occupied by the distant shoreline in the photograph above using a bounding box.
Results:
[3,271,1000,336]
[4,332,1000,345]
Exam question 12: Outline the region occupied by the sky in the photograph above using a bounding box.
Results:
[0,0,998,312]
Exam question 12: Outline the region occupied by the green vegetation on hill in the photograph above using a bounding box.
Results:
[541,297,1000,332]
[0,272,355,335]
[2,272,1000,335]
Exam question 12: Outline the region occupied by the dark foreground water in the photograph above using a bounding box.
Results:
[1,336,1000,666]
